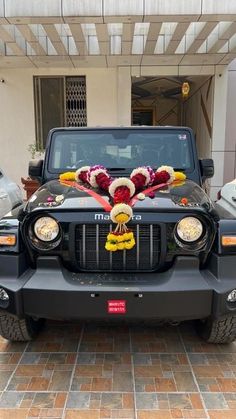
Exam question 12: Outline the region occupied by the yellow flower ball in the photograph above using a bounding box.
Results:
[125,239,135,250]
[59,172,76,181]
[105,242,117,251]
[115,213,130,224]
[127,232,134,240]
[107,233,117,242]
[117,242,125,250]
[123,232,133,241]
[174,171,186,181]
[116,234,124,243]
[110,245,118,252]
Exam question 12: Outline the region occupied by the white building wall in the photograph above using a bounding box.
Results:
[0,69,35,187]
[117,67,131,126]
[0,67,118,186]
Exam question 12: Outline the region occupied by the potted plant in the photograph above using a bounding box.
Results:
[21,143,44,200]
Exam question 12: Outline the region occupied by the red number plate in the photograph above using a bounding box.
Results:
[107,300,126,314]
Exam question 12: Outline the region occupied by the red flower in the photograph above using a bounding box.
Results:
[96,172,111,191]
[131,173,146,190]
[154,171,170,185]
[114,186,130,204]
[79,171,89,184]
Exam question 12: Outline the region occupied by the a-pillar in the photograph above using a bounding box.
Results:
[117,67,131,126]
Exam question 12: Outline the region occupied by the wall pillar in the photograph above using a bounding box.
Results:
[211,67,229,199]
[117,67,131,126]
[224,61,236,187]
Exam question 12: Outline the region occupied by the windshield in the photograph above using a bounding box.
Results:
[48,129,194,173]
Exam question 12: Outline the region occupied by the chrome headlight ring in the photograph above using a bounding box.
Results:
[29,216,61,251]
[34,216,59,242]
[175,216,206,249]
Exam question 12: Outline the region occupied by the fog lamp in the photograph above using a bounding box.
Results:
[0,288,9,301]
[227,289,236,303]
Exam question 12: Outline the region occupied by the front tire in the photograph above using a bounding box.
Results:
[197,315,236,344]
[0,312,44,341]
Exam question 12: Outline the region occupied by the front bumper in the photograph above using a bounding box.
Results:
[0,254,236,321]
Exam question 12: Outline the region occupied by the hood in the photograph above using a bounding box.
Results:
[25,179,213,213]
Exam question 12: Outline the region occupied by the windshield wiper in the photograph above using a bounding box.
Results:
[108,168,127,171]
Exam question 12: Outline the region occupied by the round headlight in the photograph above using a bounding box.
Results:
[176,217,203,243]
[34,217,59,242]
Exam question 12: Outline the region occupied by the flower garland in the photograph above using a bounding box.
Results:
[59,165,186,252]
[59,171,76,181]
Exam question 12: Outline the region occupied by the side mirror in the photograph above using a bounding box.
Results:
[28,159,43,182]
[199,158,214,180]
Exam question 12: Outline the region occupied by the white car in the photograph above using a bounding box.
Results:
[217,179,236,218]
[0,168,23,219]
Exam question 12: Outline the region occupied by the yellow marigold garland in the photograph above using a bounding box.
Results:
[174,171,186,181]
[59,172,76,181]
[105,203,136,251]
[105,230,135,252]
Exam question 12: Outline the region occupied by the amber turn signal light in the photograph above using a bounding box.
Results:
[222,236,236,246]
[0,235,16,246]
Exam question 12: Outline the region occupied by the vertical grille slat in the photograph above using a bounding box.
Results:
[109,224,113,270]
[96,224,99,268]
[75,223,161,272]
[136,224,140,269]
[123,250,126,270]
[150,224,153,268]
[82,224,86,268]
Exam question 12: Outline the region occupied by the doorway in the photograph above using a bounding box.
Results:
[132,108,154,125]
[131,75,214,161]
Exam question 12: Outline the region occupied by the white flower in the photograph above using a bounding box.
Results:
[55,194,64,203]
[89,168,107,188]
[110,203,133,224]
[156,165,175,184]
[75,166,90,183]
[109,178,135,197]
[137,193,145,200]
[130,167,151,185]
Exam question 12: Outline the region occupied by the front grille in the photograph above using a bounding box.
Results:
[75,224,161,272]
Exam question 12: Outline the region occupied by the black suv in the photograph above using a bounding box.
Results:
[0,126,236,343]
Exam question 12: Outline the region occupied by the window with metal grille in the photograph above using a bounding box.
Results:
[34,76,87,149]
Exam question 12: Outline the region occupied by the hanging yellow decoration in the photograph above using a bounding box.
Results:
[105,203,136,252]
[182,82,190,99]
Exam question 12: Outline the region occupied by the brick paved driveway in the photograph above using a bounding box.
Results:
[0,320,236,418]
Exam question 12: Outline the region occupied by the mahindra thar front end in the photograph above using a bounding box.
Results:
[0,127,236,343]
